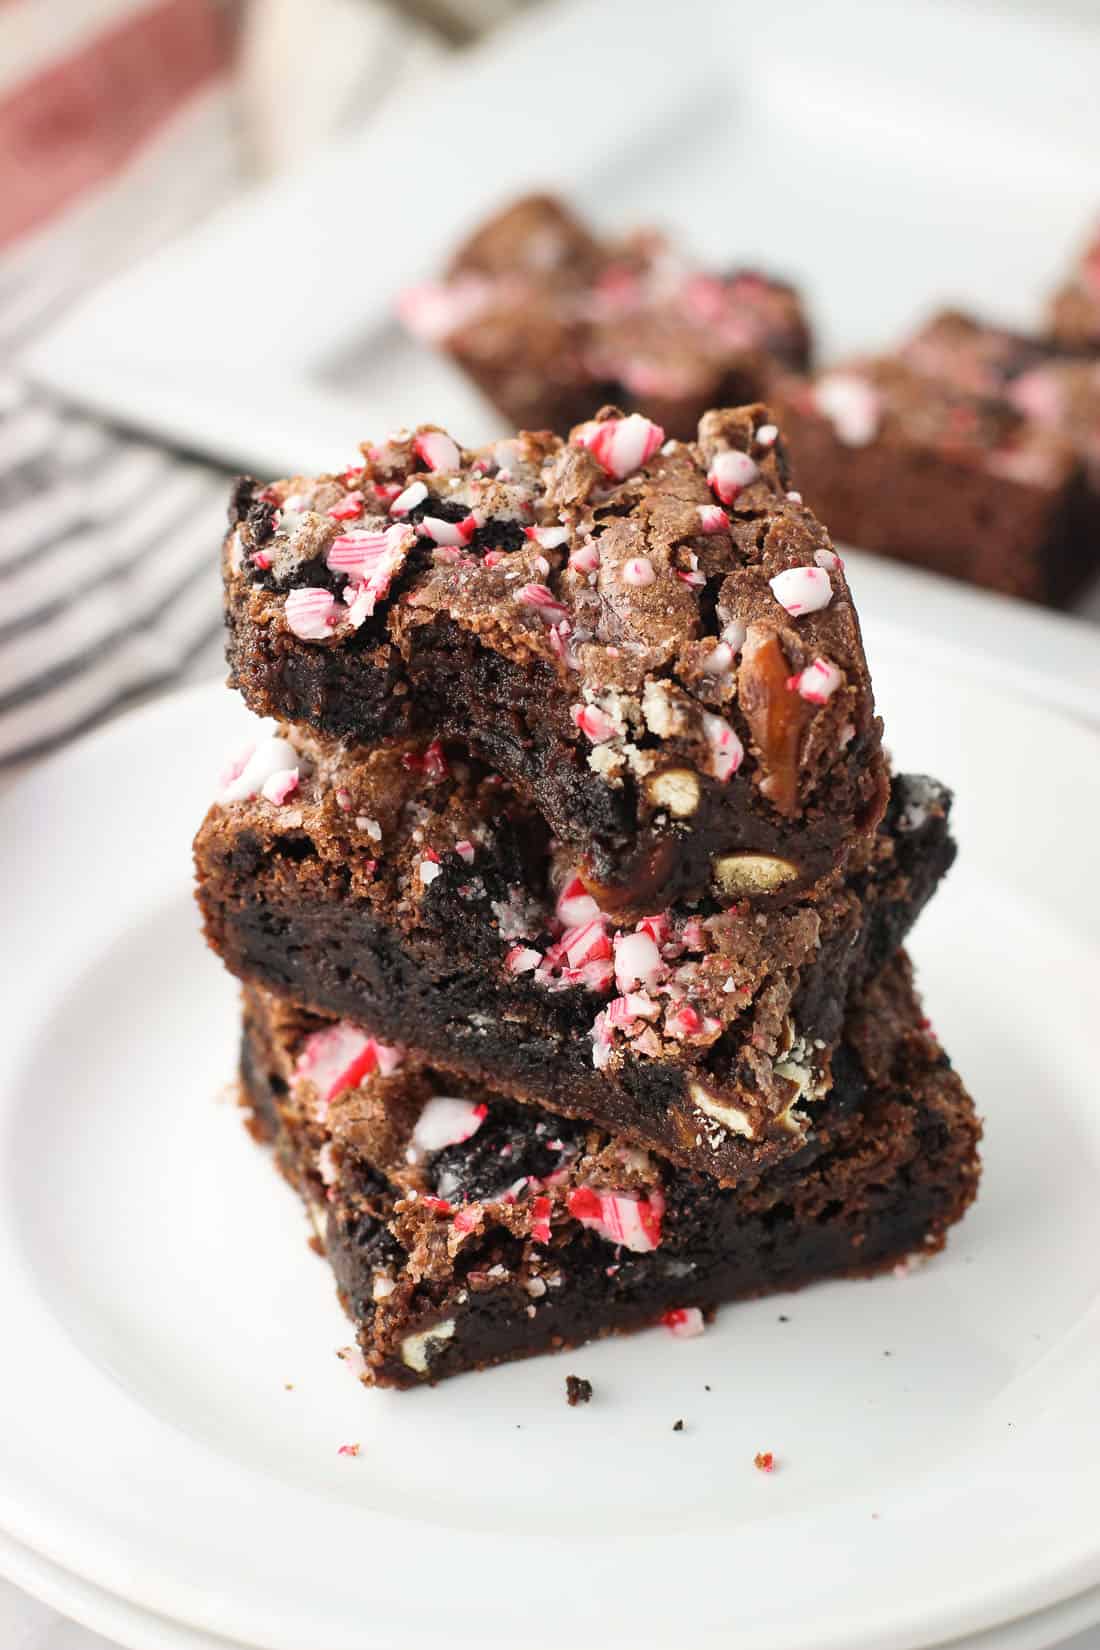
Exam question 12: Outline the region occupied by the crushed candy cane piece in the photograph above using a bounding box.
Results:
[814,372,880,446]
[814,546,841,571]
[390,480,428,516]
[568,541,601,573]
[419,858,441,886]
[754,1451,775,1473]
[621,556,656,587]
[556,875,600,928]
[566,1185,664,1252]
[576,412,665,479]
[285,586,339,640]
[562,918,612,969]
[454,839,475,863]
[787,657,842,704]
[770,565,833,616]
[295,1023,397,1104]
[410,1096,487,1157]
[505,945,542,974]
[261,767,299,805]
[661,1306,705,1338]
[755,423,778,447]
[327,492,364,521]
[697,503,728,533]
[337,1443,361,1458]
[702,711,744,780]
[516,582,569,622]
[413,430,461,472]
[220,735,299,803]
[571,702,617,742]
[613,930,663,993]
[707,449,759,503]
[525,524,570,549]
[530,1195,552,1244]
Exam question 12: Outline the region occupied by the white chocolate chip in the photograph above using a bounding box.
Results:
[400,1319,456,1373]
[712,852,800,895]
[646,768,701,817]
[689,1083,756,1138]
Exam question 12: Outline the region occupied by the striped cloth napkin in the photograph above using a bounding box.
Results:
[0,0,240,767]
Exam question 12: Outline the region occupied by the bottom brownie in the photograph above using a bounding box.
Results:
[239,954,980,1388]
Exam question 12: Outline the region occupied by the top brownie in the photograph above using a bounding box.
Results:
[398,194,811,439]
[224,404,887,913]
[1048,221,1100,354]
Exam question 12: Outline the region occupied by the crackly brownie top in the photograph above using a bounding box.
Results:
[901,311,1100,481]
[1048,222,1100,350]
[226,403,879,836]
[781,355,1077,489]
[398,194,806,401]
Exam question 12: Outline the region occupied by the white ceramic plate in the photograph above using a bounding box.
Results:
[2,627,1100,1650]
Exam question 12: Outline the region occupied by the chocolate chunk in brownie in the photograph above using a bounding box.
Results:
[397,194,811,440]
[239,952,980,1388]
[773,357,1090,605]
[224,404,887,910]
[194,717,954,1186]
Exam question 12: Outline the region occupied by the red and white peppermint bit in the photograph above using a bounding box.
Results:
[613,929,664,993]
[410,1096,488,1158]
[562,917,612,969]
[505,945,542,974]
[755,423,779,447]
[419,858,441,886]
[676,551,707,589]
[373,481,402,504]
[218,741,253,793]
[516,582,569,622]
[754,1451,775,1473]
[707,448,759,504]
[814,546,841,571]
[556,875,600,929]
[665,1005,703,1039]
[661,1306,705,1339]
[413,430,461,473]
[568,541,601,574]
[769,565,833,617]
[721,618,748,652]
[482,549,506,568]
[606,992,659,1026]
[813,373,881,447]
[420,1195,452,1215]
[576,413,665,480]
[786,490,803,505]
[261,768,300,805]
[389,479,429,516]
[530,1195,552,1245]
[701,641,734,676]
[327,521,409,576]
[452,1206,482,1236]
[702,711,744,781]
[327,491,364,521]
[787,657,842,704]
[285,586,339,640]
[418,512,478,547]
[525,524,570,549]
[571,702,617,743]
[401,739,449,781]
[295,1023,385,1104]
[680,916,708,952]
[337,1443,361,1458]
[697,504,728,533]
[621,556,656,587]
[454,839,475,863]
[566,1185,665,1253]
[219,735,299,803]
[637,912,671,947]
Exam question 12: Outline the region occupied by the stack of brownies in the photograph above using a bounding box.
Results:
[194,401,981,1388]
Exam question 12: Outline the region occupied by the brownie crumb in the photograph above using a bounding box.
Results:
[673,1418,685,1432]
[565,1374,593,1407]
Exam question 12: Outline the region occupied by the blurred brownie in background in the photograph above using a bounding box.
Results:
[1047,220,1100,355]
[773,356,1092,605]
[399,195,811,438]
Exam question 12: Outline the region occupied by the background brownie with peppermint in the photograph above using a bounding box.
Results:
[194,714,955,1186]
[224,404,887,913]
[397,194,811,439]
[1048,219,1100,354]
[240,953,981,1388]
[773,358,1088,604]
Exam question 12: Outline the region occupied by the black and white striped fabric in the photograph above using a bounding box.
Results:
[0,371,230,766]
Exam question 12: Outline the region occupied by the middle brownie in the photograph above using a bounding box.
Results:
[196,724,954,1188]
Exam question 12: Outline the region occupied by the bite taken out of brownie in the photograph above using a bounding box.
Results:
[224,404,888,914]
[772,358,1089,605]
[397,194,811,440]
[240,952,981,1388]
[195,712,955,1188]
